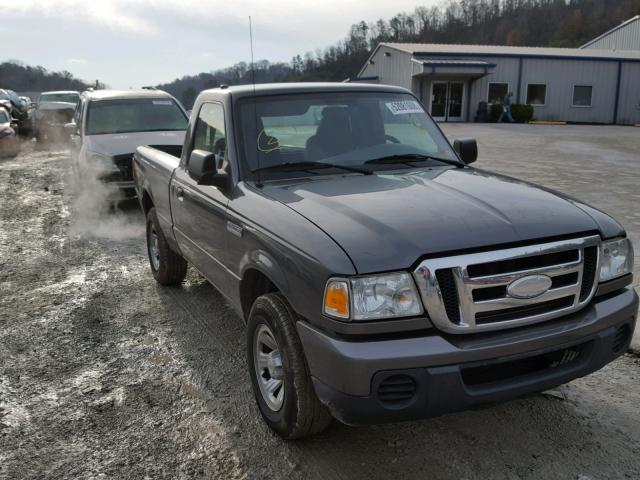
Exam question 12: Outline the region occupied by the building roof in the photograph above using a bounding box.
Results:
[84,89,176,101]
[581,15,640,49]
[378,42,640,61]
[414,59,496,67]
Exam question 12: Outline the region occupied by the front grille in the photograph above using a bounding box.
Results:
[41,109,74,125]
[112,154,134,181]
[377,375,417,408]
[580,246,598,302]
[475,296,574,324]
[413,236,600,334]
[435,269,460,324]
[467,250,579,278]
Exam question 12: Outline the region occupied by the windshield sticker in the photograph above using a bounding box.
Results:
[385,100,423,115]
[257,130,284,153]
[152,100,173,105]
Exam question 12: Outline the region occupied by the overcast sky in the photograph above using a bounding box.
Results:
[2,0,436,89]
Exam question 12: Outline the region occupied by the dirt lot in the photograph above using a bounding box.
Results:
[1,126,639,480]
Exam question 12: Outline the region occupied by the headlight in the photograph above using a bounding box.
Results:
[599,238,634,282]
[324,272,423,321]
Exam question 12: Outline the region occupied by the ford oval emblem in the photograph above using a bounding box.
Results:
[506,275,552,299]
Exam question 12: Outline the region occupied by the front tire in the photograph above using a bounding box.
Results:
[247,293,332,439]
[146,207,187,285]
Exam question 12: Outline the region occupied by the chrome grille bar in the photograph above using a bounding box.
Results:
[413,236,601,333]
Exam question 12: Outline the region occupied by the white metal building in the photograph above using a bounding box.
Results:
[581,15,640,51]
[357,41,640,125]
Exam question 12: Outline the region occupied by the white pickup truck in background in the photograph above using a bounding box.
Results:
[66,89,188,197]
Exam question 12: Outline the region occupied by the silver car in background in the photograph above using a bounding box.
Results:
[33,91,80,142]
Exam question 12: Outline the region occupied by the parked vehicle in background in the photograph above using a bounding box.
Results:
[0,89,30,135]
[33,91,80,143]
[67,89,188,197]
[133,83,637,439]
[19,96,34,134]
[0,108,20,157]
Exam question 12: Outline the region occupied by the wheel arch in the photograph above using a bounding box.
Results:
[238,247,294,321]
[141,188,154,215]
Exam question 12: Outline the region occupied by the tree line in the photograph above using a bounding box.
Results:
[0,60,104,95]
[158,0,640,108]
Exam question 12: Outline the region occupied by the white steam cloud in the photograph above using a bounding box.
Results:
[66,155,144,241]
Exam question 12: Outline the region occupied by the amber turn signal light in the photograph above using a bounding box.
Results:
[323,280,350,319]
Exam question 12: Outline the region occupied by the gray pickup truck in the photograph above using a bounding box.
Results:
[133,82,637,439]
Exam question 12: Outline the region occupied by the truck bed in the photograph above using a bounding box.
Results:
[133,145,181,237]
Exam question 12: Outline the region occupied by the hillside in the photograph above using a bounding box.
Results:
[158,0,640,107]
[0,61,103,94]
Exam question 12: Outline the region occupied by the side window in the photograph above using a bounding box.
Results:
[526,84,547,106]
[193,103,226,168]
[572,85,593,107]
[488,83,509,104]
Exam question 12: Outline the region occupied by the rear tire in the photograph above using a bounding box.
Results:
[247,292,332,439]
[146,207,187,285]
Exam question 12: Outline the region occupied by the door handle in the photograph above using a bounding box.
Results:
[176,186,184,201]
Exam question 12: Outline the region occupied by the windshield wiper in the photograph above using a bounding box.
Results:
[365,154,463,168]
[252,161,373,175]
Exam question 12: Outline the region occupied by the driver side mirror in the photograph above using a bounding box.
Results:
[453,138,478,165]
[188,149,229,189]
[10,120,19,130]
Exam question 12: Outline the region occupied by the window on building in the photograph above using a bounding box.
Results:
[488,83,509,104]
[572,85,593,107]
[526,84,547,105]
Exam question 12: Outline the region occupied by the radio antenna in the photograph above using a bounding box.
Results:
[249,16,263,187]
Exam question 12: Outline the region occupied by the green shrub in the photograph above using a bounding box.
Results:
[511,104,535,123]
[490,103,535,123]
[490,103,503,122]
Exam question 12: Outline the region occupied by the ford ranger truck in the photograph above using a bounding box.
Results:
[133,83,637,439]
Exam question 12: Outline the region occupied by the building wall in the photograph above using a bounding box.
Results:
[466,57,521,120]
[359,47,639,125]
[582,18,640,51]
[617,62,640,125]
[519,58,619,123]
[422,56,621,124]
[359,46,414,91]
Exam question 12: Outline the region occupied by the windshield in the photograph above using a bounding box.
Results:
[237,92,458,179]
[0,109,9,123]
[39,93,80,104]
[86,98,188,135]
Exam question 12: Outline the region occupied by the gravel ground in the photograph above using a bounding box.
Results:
[1,127,639,480]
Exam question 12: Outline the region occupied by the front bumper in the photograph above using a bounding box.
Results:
[297,287,638,425]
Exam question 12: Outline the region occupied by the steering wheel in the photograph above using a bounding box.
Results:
[385,134,400,144]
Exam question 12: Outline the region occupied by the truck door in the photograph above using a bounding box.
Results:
[170,102,233,297]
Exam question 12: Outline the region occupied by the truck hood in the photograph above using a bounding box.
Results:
[85,130,185,157]
[263,167,607,273]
